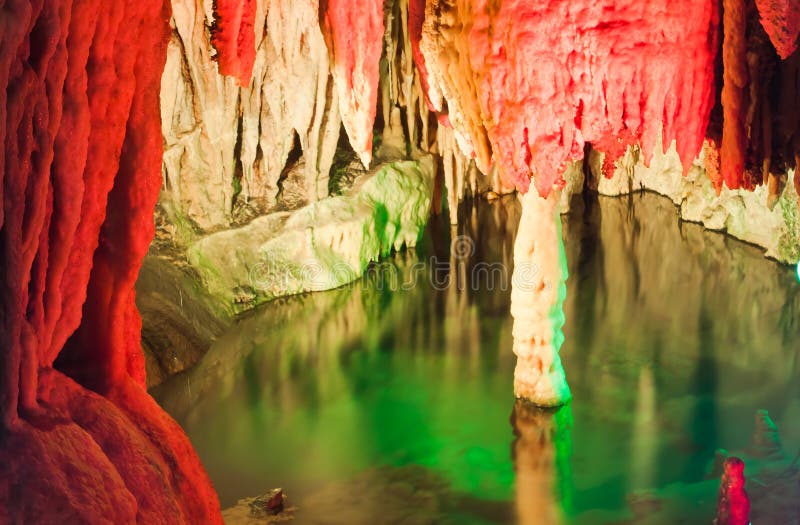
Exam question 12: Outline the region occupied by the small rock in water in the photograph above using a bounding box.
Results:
[749,409,784,460]
[249,488,285,518]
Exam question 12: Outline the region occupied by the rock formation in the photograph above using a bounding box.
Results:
[0,0,221,522]
[749,409,784,460]
[755,0,800,59]
[714,457,751,525]
[511,189,571,406]
[586,141,800,264]
[161,0,342,233]
[319,0,384,168]
[189,158,435,311]
[419,0,719,195]
[4,0,800,520]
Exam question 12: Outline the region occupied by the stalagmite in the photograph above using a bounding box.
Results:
[714,457,751,525]
[749,409,784,460]
[511,188,571,407]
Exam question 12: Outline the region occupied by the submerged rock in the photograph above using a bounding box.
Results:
[188,158,435,312]
[714,457,750,525]
[749,409,784,460]
[249,489,286,517]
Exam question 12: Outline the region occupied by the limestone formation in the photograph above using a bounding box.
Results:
[188,158,435,311]
[0,0,222,521]
[588,140,800,264]
[749,409,784,460]
[511,189,571,406]
[161,0,342,233]
[419,0,719,196]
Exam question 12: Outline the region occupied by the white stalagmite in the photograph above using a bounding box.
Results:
[511,188,571,406]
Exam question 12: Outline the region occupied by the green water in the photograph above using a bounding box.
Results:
[155,193,800,524]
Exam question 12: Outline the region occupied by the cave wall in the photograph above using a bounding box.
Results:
[0,0,221,522]
[161,0,341,233]
[158,0,800,237]
[159,0,480,237]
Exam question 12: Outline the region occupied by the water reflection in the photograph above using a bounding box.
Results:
[511,401,574,525]
[154,192,800,523]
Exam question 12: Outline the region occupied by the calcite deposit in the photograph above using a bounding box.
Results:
[714,457,751,525]
[189,158,435,311]
[419,0,719,196]
[587,141,800,264]
[319,0,384,168]
[0,0,221,522]
[161,0,342,233]
[755,0,800,59]
[511,189,571,406]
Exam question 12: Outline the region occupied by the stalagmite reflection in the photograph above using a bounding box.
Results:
[511,400,574,525]
[630,366,657,491]
[511,189,571,406]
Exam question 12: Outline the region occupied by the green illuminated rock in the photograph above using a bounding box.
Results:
[188,158,434,311]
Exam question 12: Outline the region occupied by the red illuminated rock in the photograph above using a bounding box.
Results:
[409,0,435,111]
[0,0,221,522]
[714,457,751,525]
[319,0,385,168]
[421,0,720,197]
[721,0,749,191]
[755,0,800,59]
[211,0,257,85]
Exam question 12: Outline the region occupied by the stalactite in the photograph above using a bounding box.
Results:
[420,0,719,198]
[210,0,257,85]
[437,125,468,224]
[755,0,800,59]
[319,0,385,168]
[161,0,342,233]
[408,0,435,111]
[714,0,800,199]
[721,0,750,191]
[510,188,570,407]
[0,0,221,521]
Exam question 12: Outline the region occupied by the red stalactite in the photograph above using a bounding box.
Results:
[319,0,385,167]
[0,0,222,522]
[211,0,257,85]
[421,0,720,196]
[409,0,435,111]
[755,0,800,59]
[721,0,749,191]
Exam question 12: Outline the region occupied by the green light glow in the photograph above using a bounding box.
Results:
[796,261,800,282]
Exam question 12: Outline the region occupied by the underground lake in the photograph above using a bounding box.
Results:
[154,193,800,524]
